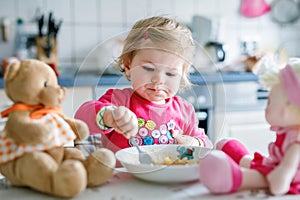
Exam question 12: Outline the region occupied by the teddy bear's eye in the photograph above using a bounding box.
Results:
[44,82,48,87]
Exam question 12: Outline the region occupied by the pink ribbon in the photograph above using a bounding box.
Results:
[280,64,300,109]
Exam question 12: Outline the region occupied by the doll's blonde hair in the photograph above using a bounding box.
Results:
[117,16,195,90]
[259,57,300,114]
[258,57,300,89]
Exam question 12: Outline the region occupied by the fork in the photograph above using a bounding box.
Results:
[130,138,152,164]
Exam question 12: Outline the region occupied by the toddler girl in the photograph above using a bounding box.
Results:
[75,16,213,153]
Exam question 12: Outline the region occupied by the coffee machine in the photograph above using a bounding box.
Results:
[191,15,226,73]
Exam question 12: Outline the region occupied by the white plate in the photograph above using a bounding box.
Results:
[115,144,211,183]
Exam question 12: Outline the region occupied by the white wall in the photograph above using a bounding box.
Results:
[0,0,299,71]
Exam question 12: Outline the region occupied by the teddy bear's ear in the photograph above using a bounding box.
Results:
[4,60,21,81]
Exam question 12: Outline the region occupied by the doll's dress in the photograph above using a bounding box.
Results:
[0,105,76,164]
[250,126,300,194]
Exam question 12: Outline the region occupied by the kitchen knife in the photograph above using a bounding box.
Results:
[38,15,44,37]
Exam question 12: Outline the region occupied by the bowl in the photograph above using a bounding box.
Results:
[115,144,211,183]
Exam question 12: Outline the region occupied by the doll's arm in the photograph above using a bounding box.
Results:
[267,142,300,195]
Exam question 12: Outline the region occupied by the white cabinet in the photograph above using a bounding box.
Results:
[0,89,13,110]
[62,87,93,117]
[214,111,275,156]
[0,89,12,125]
[213,82,275,156]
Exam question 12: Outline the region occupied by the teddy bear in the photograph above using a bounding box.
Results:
[199,57,300,195]
[0,59,116,198]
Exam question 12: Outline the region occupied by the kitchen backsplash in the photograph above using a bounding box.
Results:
[0,0,300,71]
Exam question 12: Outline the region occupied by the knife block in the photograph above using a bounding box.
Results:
[36,36,58,65]
[36,36,59,76]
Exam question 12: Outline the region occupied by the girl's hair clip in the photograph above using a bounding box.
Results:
[144,31,149,40]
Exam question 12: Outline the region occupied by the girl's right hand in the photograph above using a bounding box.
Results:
[110,106,138,139]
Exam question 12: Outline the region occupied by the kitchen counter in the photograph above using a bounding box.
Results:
[0,71,259,88]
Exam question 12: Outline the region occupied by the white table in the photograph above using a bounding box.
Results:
[1,169,300,200]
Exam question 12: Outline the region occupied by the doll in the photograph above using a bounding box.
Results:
[199,57,300,195]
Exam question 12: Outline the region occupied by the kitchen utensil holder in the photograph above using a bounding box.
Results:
[36,36,58,67]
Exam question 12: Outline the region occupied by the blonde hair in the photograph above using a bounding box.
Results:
[259,57,300,114]
[259,57,300,89]
[117,16,195,89]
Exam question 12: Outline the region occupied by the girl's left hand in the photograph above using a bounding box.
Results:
[172,131,202,146]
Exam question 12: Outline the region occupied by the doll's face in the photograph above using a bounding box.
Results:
[265,83,300,127]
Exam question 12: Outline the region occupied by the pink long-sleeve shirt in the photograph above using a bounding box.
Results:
[75,88,212,152]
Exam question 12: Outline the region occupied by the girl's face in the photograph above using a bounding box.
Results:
[125,49,185,104]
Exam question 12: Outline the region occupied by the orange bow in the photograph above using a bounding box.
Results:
[1,104,63,119]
